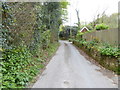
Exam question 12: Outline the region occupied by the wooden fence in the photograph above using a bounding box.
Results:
[83,29,119,46]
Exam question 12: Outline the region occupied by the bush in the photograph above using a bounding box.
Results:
[95,23,109,30]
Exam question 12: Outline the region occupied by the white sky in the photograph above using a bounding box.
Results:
[64,0,120,26]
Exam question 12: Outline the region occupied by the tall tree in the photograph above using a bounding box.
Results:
[75,9,80,29]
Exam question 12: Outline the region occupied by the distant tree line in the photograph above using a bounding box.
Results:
[88,13,118,29]
[59,26,78,39]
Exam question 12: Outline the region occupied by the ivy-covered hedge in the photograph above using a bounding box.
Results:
[1,42,59,88]
[2,46,33,88]
[70,38,120,74]
[1,2,68,88]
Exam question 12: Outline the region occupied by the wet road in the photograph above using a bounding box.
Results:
[32,40,118,88]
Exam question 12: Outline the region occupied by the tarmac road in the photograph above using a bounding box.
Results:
[32,40,118,88]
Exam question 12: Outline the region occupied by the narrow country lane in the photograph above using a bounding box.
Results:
[32,40,118,88]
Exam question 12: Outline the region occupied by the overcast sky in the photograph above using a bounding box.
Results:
[64,0,119,26]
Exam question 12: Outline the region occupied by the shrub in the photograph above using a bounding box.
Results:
[95,23,109,30]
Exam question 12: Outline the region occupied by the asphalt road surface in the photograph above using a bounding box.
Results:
[32,40,118,88]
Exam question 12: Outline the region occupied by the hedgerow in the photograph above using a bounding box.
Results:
[1,2,68,88]
[71,39,120,58]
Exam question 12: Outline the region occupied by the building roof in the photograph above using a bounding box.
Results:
[80,26,89,32]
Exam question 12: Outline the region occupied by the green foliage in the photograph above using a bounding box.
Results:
[59,26,78,40]
[2,2,67,53]
[59,25,64,31]
[88,13,118,29]
[1,2,65,88]
[99,44,120,58]
[86,24,94,30]
[2,42,59,88]
[60,1,69,9]
[76,30,95,40]
[77,32,84,36]
[99,13,118,29]
[72,38,119,74]
[60,1,69,22]
[76,32,83,39]
[2,46,32,88]
[95,23,109,30]
[41,30,51,49]
[72,38,120,58]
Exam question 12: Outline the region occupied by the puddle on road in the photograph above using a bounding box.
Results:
[62,80,70,88]
[64,81,69,84]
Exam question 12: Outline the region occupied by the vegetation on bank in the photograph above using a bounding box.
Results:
[1,2,68,88]
[70,38,119,58]
[69,38,120,74]
[1,42,59,88]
